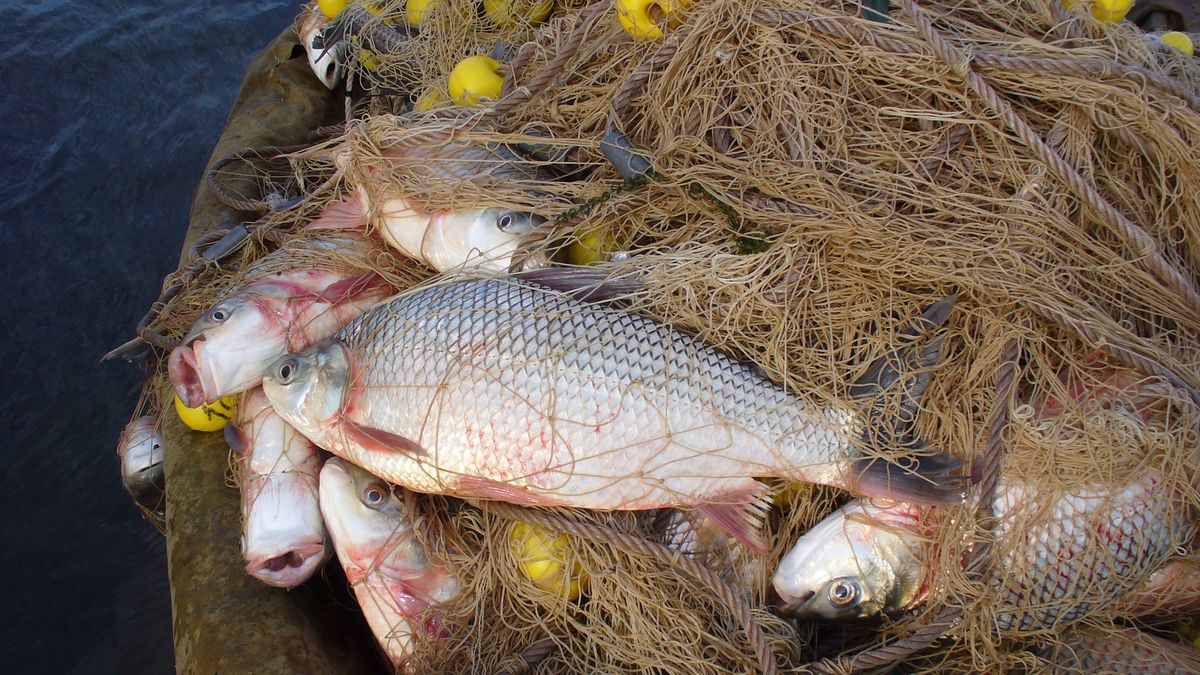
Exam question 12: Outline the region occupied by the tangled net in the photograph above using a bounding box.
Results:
[132,0,1200,671]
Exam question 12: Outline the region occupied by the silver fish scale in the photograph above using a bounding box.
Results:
[334,278,854,507]
[991,477,1192,633]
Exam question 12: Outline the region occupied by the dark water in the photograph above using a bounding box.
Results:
[0,1,297,671]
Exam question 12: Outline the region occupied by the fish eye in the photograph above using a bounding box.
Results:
[362,484,388,508]
[497,213,515,231]
[276,358,299,385]
[828,578,860,607]
[209,306,231,324]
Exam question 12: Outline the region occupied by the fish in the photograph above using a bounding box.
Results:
[225,388,329,588]
[298,3,346,90]
[263,275,964,554]
[773,364,1196,631]
[1048,624,1200,674]
[318,457,459,669]
[116,416,165,514]
[773,477,1193,630]
[309,142,547,273]
[168,237,393,407]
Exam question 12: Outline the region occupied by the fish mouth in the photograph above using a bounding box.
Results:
[779,590,816,616]
[168,340,211,407]
[245,542,328,588]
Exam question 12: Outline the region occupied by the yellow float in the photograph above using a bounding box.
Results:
[509,521,588,600]
[484,0,554,28]
[174,393,239,432]
[616,0,688,40]
[448,55,503,105]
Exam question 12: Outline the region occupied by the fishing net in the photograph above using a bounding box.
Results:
[133,0,1200,671]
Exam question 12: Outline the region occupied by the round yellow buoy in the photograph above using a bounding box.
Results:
[358,49,380,71]
[566,228,615,265]
[616,0,688,40]
[483,0,554,28]
[405,0,442,26]
[174,393,239,432]
[510,521,587,600]
[1064,0,1134,23]
[1161,31,1195,57]
[318,0,349,19]
[448,55,503,105]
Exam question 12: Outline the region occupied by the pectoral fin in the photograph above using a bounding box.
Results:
[341,420,426,457]
[317,272,390,304]
[694,487,772,555]
[309,190,368,230]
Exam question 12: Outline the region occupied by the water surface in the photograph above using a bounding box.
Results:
[0,1,297,671]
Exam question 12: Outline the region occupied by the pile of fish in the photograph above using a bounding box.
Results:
[112,0,1200,672]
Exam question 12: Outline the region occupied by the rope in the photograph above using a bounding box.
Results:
[898,0,1200,320]
[481,501,780,675]
[750,8,1200,114]
[207,143,315,213]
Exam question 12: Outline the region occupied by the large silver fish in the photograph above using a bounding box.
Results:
[225,388,329,588]
[264,275,964,553]
[319,457,459,669]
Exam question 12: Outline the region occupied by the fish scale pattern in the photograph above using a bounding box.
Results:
[332,277,855,508]
[991,477,1193,633]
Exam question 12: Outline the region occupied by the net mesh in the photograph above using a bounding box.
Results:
[138,0,1200,671]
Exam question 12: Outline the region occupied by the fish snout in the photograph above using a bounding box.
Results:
[244,541,329,588]
[168,341,210,408]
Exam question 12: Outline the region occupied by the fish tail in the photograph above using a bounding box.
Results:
[846,297,968,505]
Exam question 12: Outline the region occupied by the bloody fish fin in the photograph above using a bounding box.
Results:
[694,488,772,555]
[514,267,642,303]
[342,421,426,457]
[309,191,367,230]
[224,423,248,456]
[849,450,968,506]
[455,476,560,506]
[318,272,390,304]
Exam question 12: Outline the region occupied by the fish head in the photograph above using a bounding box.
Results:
[117,416,165,508]
[773,500,925,621]
[261,341,351,441]
[318,458,433,582]
[299,5,344,90]
[424,208,545,272]
[233,390,330,588]
[170,296,288,406]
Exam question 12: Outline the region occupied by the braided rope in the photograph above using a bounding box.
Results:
[481,501,780,675]
[899,0,1200,320]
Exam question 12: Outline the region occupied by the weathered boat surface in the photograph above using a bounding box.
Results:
[165,26,380,674]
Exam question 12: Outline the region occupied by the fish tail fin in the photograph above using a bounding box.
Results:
[309,190,367,230]
[846,297,968,506]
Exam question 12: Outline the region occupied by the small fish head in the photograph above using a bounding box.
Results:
[299,6,343,90]
[773,500,923,621]
[241,468,329,588]
[170,296,285,406]
[319,458,427,583]
[262,341,351,441]
[117,416,165,508]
